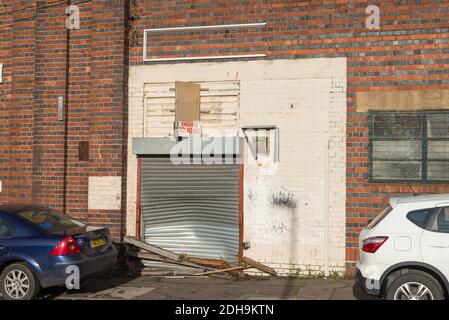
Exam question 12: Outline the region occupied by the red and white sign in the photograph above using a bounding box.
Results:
[175,121,202,137]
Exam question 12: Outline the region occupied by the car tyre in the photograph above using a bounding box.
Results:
[0,262,40,300]
[386,270,444,300]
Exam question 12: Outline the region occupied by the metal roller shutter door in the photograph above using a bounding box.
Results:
[140,157,240,263]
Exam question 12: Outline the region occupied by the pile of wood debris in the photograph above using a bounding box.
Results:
[124,236,277,278]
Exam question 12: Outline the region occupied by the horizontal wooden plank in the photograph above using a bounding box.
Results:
[124,236,181,261]
[242,256,277,276]
[195,266,250,276]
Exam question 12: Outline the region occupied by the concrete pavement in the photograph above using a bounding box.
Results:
[33,274,377,300]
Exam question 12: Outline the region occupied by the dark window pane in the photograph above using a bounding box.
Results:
[17,209,85,235]
[427,161,449,181]
[427,114,449,138]
[437,208,449,233]
[372,161,421,180]
[372,113,422,138]
[373,140,421,160]
[0,220,11,238]
[407,208,436,229]
[428,141,449,160]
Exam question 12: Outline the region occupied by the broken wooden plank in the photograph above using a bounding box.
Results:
[186,257,228,269]
[126,250,161,261]
[242,257,277,276]
[129,251,211,270]
[125,244,212,270]
[139,268,198,277]
[124,236,180,261]
[194,266,251,276]
[222,260,245,278]
[140,262,202,273]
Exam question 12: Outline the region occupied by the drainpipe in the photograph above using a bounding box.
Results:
[324,138,330,277]
[62,0,71,214]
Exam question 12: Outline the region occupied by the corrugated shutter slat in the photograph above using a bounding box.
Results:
[140,157,240,263]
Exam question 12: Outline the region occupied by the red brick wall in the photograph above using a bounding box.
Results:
[3,0,449,264]
[0,0,128,240]
[128,0,449,268]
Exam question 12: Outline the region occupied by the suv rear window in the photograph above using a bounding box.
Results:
[17,208,85,235]
[367,205,392,229]
[436,207,449,233]
[407,208,436,229]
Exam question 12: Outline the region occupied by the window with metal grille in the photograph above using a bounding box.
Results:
[369,111,449,182]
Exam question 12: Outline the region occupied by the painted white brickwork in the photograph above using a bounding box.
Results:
[127,58,347,275]
[88,176,122,210]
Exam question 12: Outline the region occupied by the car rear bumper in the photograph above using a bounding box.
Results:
[356,268,381,296]
[40,245,117,288]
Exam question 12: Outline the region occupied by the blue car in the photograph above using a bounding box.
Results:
[0,204,117,300]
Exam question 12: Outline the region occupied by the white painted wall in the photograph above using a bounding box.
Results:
[88,176,122,210]
[127,58,347,275]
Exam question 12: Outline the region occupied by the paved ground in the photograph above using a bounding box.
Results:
[27,274,376,300]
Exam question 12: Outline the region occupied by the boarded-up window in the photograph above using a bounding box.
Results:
[243,127,279,162]
[369,111,449,182]
[143,81,239,137]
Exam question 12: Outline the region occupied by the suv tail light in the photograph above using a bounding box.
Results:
[361,236,389,253]
[50,236,81,256]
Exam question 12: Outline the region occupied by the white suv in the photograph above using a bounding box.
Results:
[357,194,449,300]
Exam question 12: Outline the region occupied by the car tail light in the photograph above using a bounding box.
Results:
[361,236,389,253]
[50,236,81,256]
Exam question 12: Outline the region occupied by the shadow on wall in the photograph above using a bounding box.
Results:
[268,187,300,298]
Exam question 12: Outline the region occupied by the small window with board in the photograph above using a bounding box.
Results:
[242,126,279,163]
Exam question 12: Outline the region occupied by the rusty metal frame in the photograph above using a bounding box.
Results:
[238,163,244,263]
[135,157,141,240]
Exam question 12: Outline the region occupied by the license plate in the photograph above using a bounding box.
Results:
[90,238,107,248]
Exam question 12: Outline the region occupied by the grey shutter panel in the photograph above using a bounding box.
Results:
[140,157,240,263]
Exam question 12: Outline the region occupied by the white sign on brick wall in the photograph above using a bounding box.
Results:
[88,176,122,210]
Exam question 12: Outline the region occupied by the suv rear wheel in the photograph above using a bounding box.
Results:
[0,263,40,300]
[386,270,444,300]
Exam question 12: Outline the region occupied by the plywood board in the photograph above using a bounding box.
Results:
[357,89,449,112]
[175,81,200,122]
